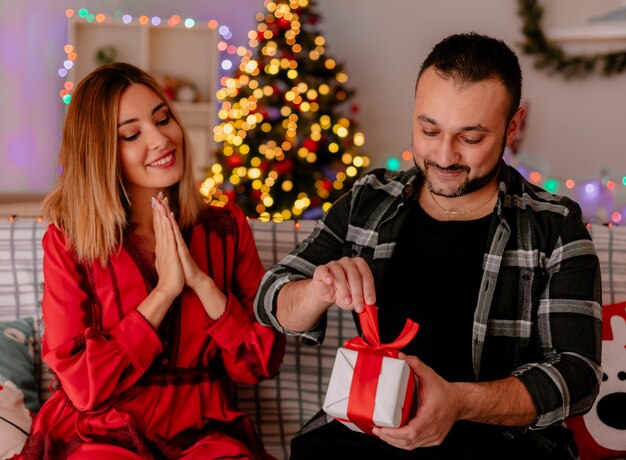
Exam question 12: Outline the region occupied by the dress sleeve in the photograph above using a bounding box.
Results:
[41,226,163,411]
[205,204,286,384]
[512,206,603,427]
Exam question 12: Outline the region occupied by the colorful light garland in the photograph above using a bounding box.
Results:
[59,8,235,105]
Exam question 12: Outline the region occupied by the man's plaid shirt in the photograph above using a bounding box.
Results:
[254,162,602,428]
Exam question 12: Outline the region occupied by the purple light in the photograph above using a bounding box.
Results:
[58,68,68,77]
[151,16,161,26]
[122,14,132,24]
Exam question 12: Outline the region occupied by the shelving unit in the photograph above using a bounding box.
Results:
[67,16,220,180]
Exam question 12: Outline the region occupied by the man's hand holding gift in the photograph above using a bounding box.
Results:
[372,353,463,450]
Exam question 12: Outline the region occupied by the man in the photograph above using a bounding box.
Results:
[254,32,602,459]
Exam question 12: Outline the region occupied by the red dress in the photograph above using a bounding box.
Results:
[21,203,286,460]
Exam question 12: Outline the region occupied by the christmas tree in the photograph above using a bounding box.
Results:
[200,0,370,221]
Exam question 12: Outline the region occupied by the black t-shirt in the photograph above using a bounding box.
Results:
[377,200,492,383]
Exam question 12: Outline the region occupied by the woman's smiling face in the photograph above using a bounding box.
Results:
[117,83,184,200]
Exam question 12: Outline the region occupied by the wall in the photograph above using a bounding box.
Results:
[1,0,625,196]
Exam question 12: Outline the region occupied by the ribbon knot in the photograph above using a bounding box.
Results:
[344,304,419,357]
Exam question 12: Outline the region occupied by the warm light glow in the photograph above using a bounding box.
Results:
[529,171,542,184]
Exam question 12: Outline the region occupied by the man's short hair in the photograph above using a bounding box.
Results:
[417,32,522,122]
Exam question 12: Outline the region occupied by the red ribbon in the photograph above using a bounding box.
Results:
[342,304,419,434]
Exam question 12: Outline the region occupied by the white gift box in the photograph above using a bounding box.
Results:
[322,347,417,433]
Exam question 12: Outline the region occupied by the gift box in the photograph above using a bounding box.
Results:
[322,304,419,434]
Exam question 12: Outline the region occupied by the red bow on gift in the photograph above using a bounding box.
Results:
[342,304,419,434]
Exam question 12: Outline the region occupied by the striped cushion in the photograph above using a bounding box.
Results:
[1,216,624,460]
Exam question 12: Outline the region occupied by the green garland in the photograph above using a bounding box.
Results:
[518,0,626,77]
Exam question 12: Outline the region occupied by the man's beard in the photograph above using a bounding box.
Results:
[413,134,506,198]
[414,157,501,198]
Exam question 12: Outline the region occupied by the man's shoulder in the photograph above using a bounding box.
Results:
[504,164,582,216]
[353,167,418,196]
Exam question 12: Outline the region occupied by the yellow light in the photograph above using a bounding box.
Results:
[282,141,292,150]
[300,102,311,112]
[322,202,332,212]
[287,69,298,79]
[354,132,365,146]
[263,196,274,207]
[263,86,274,96]
[320,115,331,129]
[337,172,347,181]
[230,175,241,185]
[310,131,321,141]
[292,44,302,53]
[251,157,261,167]
[282,210,292,220]
[353,156,364,167]
[282,180,294,192]
[309,50,320,60]
[258,208,269,218]
[306,152,317,163]
[318,84,330,95]
[336,127,348,138]
[236,167,247,177]
[314,36,325,46]
[306,89,318,100]
[328,143,339,153]
[342,153,353,164]
[261,123,272,132]
[252,179,263,189]
[336,72,348,83]
[325,59,336,70]
[346,166,357,177]
[281,106,292,116]
[211,164,222,174]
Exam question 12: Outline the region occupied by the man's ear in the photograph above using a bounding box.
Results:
[506,106,526,147]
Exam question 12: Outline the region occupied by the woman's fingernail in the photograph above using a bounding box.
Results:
[164,197,168,204]
[158,191,164,199]
[151,197,156,207]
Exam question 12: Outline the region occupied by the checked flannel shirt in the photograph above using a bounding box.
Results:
[254,162,602,428]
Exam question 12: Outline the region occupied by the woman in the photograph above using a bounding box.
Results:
[21,63,285,460]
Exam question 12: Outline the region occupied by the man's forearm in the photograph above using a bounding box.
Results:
[454,376,537,426]
[276,279,331,332]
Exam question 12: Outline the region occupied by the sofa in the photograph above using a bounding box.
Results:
[0,216,625,460]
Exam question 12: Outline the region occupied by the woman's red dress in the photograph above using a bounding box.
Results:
[20,203,286,459]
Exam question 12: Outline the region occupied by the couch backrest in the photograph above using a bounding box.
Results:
[1,216,625,459]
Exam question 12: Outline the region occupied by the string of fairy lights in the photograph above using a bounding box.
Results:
[58,7,624,225]
[58,8,237,105]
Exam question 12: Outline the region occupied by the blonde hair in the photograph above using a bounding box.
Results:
[44,62,204,265]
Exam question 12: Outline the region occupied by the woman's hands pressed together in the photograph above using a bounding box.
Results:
[151,193,227,320]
